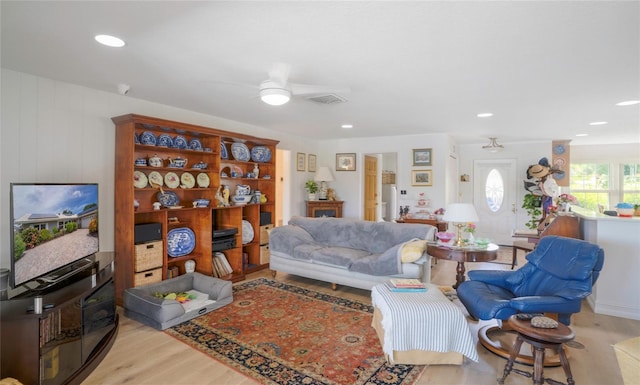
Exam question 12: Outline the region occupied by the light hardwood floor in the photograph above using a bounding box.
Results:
[83,250,640,385]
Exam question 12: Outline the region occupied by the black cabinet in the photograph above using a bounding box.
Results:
[0,257,118,385]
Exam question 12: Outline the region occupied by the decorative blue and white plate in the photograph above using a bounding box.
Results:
[140,131,156,146]
[167,227,196,257]
[242,220,254,245]
[173,135,188,149]
[157,134,173,148]
[157,191,180,207]
[251,146,272,163]
[189,138,203,151]
[142,124,155,129]
[231,142,250,161]
[220,142,229,159]
[134,132,140,144]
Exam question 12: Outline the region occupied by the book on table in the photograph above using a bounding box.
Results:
[389,278,425,288]
[386,279,427,292]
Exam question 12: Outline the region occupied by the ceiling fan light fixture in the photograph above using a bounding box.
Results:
[260,88,291,106]
[482,137,504,152]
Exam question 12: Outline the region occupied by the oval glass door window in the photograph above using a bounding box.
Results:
[485,169,504,212]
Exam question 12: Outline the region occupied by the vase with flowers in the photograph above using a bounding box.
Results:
[465,222,476,244]
[556,193,578,212]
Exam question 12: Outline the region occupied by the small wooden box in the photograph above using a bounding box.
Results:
[134,241,163,272]
[260,245,270,265]
[260,224,273,245]
[134,268,163,287]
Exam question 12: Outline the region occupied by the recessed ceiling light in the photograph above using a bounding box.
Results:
[477,113,493,118]
[589,121,608,126]
[616,100,640,106]
[94,34,125,48]
[341,124,353,129]
[575,133,589,137]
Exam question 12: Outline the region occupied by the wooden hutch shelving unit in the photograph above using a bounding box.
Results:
[113,114,278,304]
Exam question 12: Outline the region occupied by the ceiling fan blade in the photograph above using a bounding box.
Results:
[267,62,291,87]
[289,83,351,96]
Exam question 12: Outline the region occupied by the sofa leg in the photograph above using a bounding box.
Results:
[332,283,337,290]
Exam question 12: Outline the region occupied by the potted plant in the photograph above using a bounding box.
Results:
[522,193,543,229]
[305,180,318,200]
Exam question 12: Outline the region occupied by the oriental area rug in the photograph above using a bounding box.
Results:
[165,278,424,385]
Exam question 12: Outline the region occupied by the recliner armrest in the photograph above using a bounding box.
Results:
[467,270,513,286]
[509,295,582,315]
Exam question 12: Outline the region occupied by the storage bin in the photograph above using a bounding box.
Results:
[260,224,273,245]
[134,268,163,287]
[260,245,270,264]
[134,241,163,272]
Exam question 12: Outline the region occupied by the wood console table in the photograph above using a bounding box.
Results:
[306,200,344,218]
[427,243,499,288]
[397,218,448,232]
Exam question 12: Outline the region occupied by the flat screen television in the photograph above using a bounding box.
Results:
[10,183,99,289]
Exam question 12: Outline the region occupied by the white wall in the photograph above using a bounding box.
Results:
[0,69,315,270]
[316,133,450,219]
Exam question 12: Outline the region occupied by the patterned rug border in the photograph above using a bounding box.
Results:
[165,277,424,385]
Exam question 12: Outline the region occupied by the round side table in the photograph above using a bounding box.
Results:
[498,315,576,385]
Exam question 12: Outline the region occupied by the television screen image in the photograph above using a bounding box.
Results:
[10,183,99,288]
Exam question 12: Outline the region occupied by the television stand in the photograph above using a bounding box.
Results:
[1,256,118,385]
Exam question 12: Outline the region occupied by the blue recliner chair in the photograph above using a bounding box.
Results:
[457,236,604,363]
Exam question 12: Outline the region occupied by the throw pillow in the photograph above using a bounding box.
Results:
[400,240,427,263]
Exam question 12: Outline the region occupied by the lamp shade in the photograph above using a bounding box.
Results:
[442,203,479,223]
[314,166,334,182]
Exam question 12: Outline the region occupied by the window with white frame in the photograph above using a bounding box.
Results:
[570,162,640,211]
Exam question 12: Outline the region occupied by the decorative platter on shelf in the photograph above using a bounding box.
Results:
[173,135,188,149]
[134,132,140,144]
[242,220,254,245]
[157,191,180,207]
[165,172,180,189]
[251,146,272,163]
[220,142,229,159]
[133,171,148,188]
[231,142,250,161]
[181,172,195,189]
[140,131,156,146]
[189,138,203,151]
[148,171,164,187]
[157,134,173,148]
[197,173,210,188]
[167,227,196,257]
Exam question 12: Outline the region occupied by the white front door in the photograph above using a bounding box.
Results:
[473,159,517,245]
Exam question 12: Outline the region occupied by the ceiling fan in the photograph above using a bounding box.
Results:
[257,62,350,106]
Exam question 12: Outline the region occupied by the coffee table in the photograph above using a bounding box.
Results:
[427,243,498,288]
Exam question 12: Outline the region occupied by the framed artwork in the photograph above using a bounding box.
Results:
[308,154,317,173]
[411,170,433,186]
[296,152,306,172]
[412,148,432,166]
[336,153,356,171]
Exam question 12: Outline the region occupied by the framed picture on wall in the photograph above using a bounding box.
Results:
[308,154,317,173]
[411,170,433,186]
[412,148,432,166]
[336,153,356,171]
[296,152,306,172]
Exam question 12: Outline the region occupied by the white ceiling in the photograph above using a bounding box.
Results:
[2,1,639,145]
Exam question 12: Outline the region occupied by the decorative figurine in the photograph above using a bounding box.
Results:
[253,163,260,179]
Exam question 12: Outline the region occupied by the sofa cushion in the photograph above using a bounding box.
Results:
[400,240,427,263]
[288,216,434,254]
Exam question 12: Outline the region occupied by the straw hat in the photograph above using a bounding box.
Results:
[528,164,550,179]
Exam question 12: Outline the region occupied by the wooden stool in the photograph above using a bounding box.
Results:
[511,241,534,269]
[498,315,575,385]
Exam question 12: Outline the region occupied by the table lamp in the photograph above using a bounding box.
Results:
[314,166,334,200]
[442,203,479,247]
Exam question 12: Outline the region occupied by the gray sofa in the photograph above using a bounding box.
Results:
[123,272,233,330]
[269,216,436,290]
